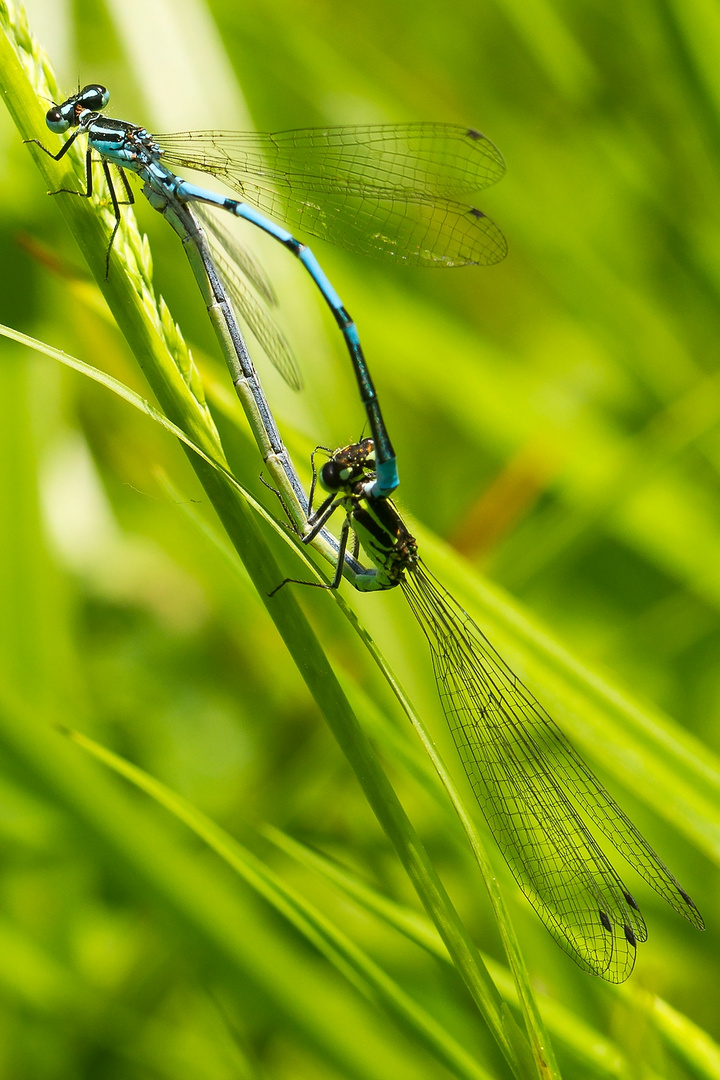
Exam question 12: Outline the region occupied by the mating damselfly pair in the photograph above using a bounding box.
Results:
[30,84,703,982]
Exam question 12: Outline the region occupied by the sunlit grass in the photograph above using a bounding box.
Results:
[0,0,719,1076]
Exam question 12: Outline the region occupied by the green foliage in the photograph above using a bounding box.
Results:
[0,0,718,1077]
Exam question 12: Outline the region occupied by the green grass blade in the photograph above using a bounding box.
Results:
[267,827,717,1080]
[0,687,417,1080]
[618,984,720,1080]
[65,724,498,1080]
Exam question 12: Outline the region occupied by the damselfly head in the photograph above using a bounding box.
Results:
[319,438,376,493]
[46,84,110,133]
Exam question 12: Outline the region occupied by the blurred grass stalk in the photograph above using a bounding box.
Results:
[0,4,548,1076]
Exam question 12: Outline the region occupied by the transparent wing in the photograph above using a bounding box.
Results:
[196,204,278,306]
[402,563,703,982]
[194,206,302,391]
[157,123,507,266]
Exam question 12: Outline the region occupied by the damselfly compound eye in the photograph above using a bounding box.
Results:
[45,107,69,133]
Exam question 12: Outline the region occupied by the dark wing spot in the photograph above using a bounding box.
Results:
[469,207,485,219]
[679,889,696,909]
[599,910,612,933]
[624,891,640,911]
[624,925,637,948]
[466,128,482,140]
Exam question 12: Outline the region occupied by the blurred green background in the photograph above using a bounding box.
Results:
[1,0,719,1075]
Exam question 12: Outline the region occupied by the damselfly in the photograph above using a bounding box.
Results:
[282,439,704,982]
[28,84,507,498]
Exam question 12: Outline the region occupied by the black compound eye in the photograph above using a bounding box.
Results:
[45,106,69,133]
[320,461,342,491]
[79,84,110,110]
